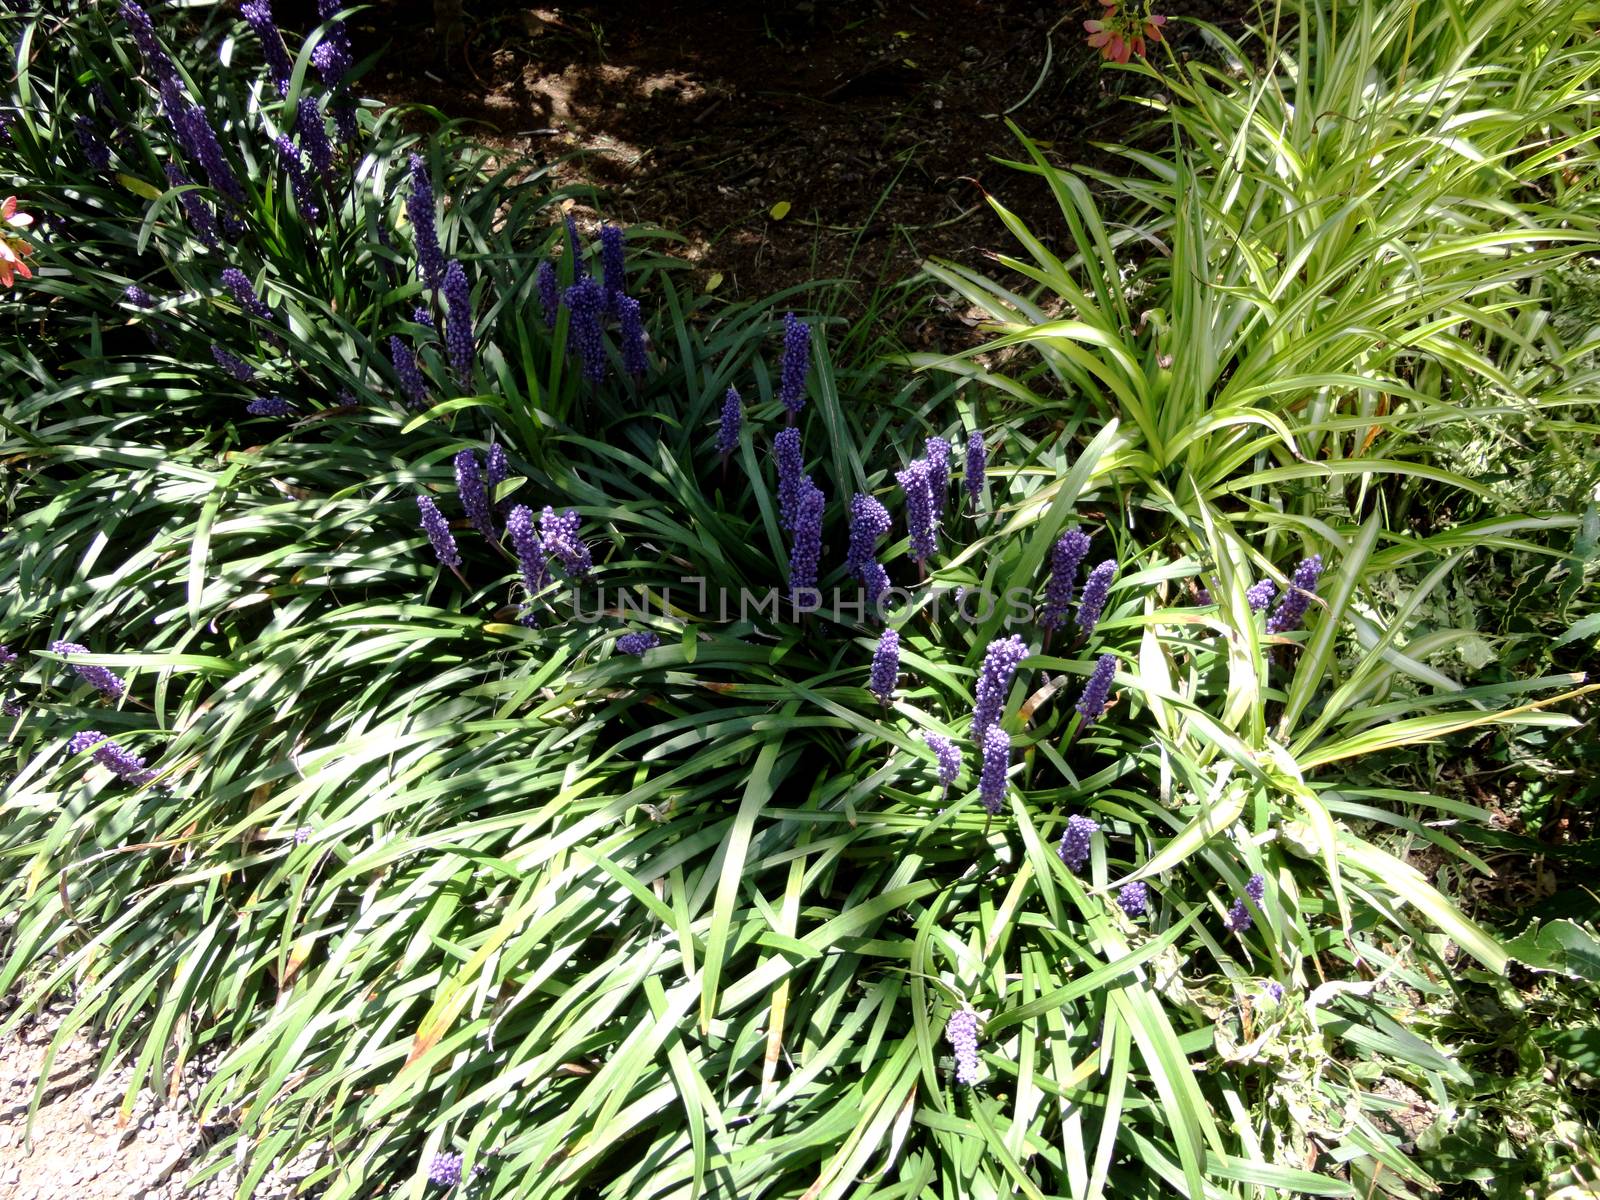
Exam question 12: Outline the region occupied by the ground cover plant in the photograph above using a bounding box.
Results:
[2,1,1599,1199]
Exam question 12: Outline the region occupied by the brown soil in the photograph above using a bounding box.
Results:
[318,0,1244,315]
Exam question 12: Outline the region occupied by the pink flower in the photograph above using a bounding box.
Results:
[1085,5,1167,62]
[0,196,35,289]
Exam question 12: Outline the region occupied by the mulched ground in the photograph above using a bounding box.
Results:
[298,0,1246,318]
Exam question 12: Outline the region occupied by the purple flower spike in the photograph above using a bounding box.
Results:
[788,479,825,599]
[506,504,549,601]
[406,155,445,290]
[390,336,428,408]
[979,725,1010,815]
[442,261,474,385]
[845,493,891,578]
[1117,881,1149,918]
[1266,555,1324,634]
[564,275,608,386]
[297,98,334,181]
[1075,653,1117,726]
[600,223,626,309]
[275,135,319,222]
[862,561,890,610]
[778,311,811,416]
[0,645,15,665]
[774,427,804,532]
[617,631,660,656]
[1225,874,1265,932]
[540,507,593,578]
[1246,578,1277,613]
[124,285,153,309]
[165,163,221,249]
[241,1,294,96]
[1040,528,1091,631]
[945,1010,981,1086]
[868,628,899,702]
[970,634,1028,740]
[427,1151,463,1187]
[924,436,951,519]
[536,260,559,329]
[67,730,153,785]
[453,450,494,541]
[965,429,986,511]
[413,306,434,330]
[211,345,254,381]
[245,396,292,417]
[486,444,509,506]
[416,495,460,568]
[896,459,939,564]
[923,732,962,789]
[1057,814,1098,873]
[74,116,111,171]
[1263,981,1285,1002]
[221,268,274,324]
[617,294,648,378]
[50,642,125,700]
[122,3,179,87]
[1075,559,1117,635]
[716,387,742,457]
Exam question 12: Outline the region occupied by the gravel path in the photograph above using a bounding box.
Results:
[0,1002,311,1200]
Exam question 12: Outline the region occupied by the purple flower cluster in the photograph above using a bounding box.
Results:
[166,164,220,249]
[1246,578,1277,613]
[716,387,742,457]
[0,645,15,665]
[1225,872,1267,932]
[600,223,626,310]
[1040,528,1091,631]
[845,493,891,579]
[923,732,962,789]
[297,98,334,181]
[778,311,811,416]
[241,1,294,96]
[1075,653,1117,726]
[211,344,254,381]
[442,261,474,384]
[390,336,428,408]
[965,430,986,511]
[313,0,357,143]
[924,437,951,520]
[970,634,1027,741]
[788,479,825,599]
[486,444,508,505]
[407,155,446,290]
[275,135,319,223]
[564,275,608,386]
[67,730,154,785]
[617,294,648,378]
[246,396,292,417]
[1076,560,1117,635]
[506,505,550,607]
[427,1151,463,1187]
[124,285,153,309]
[868,629,899,701]
[774,427,805,532]
[221,268,274,324]
[541,507,593,577]
[1057,813,1098,872]
[896,458,939,565]
[50,641,125,700]
[454,450,494,540]
[617,632,660,656]
[416,495,460,568]
[1266,555,1323,634]
[945,1010,981,1086]
[979,726,1010,815]
[1117,881,1149,918]
[536,260,559,329]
